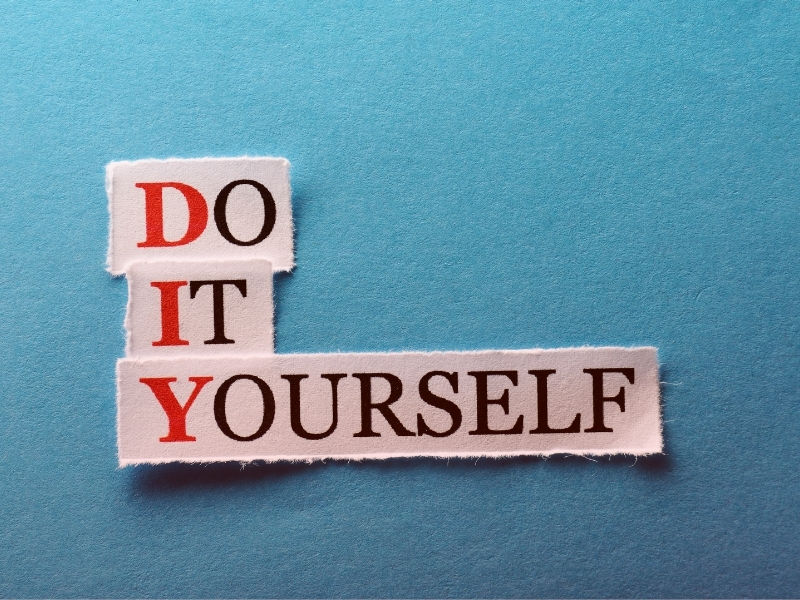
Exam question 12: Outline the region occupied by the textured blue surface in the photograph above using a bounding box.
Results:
[1,1,798,597]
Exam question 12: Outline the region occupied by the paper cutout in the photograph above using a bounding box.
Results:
[107,157,293,275]
[117,347,660,465]
[125,260,274,358]
[107,156,662,467]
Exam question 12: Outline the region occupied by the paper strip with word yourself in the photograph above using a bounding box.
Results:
[117,347,660,465]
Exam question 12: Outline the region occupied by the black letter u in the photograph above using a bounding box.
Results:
[282,374,345,440]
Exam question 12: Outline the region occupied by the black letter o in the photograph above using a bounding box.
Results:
[214,180,276,246]
[214,374,275,441]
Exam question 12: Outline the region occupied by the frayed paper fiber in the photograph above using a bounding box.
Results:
[117,347,661,465]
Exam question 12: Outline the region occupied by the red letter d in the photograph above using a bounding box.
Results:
[136,182,208,247]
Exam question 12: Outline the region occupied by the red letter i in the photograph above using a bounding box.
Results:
[150,281,190,346]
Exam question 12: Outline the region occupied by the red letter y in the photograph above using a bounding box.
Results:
[139,377,214,442]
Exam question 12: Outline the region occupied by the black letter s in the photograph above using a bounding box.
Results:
[417,371,462,437]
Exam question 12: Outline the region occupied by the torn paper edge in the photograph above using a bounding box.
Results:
[119,448,665,467]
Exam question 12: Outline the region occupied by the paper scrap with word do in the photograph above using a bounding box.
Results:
[108,157,662,465]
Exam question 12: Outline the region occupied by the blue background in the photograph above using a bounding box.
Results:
[1,1,798,597]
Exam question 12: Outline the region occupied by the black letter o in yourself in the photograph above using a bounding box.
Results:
[214,374,275,441]
[214,180,277,246]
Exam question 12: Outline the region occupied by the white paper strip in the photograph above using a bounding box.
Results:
[117,347,660,465]
[107,157,293,275]
[125,260,274,358]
